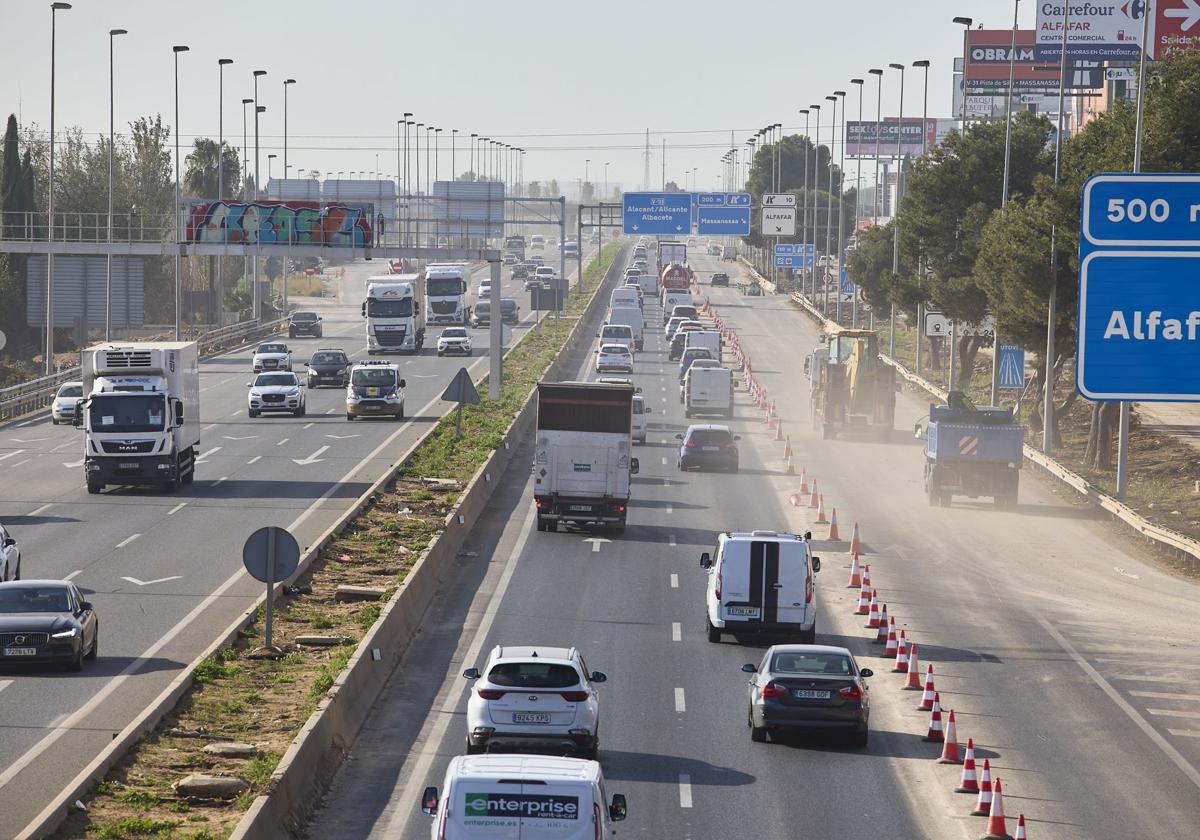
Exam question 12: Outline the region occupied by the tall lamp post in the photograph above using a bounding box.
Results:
[214,58,231,329]
[849,79,864,327]
[46,2,71,374]
[241,99,253,199]
[798,109,810,295]
[887,62,906,359]
[834,90,847,324]
[869,68,884,231]
[953,17,974,128]
[252,69,267,319]
[106,27,128,341]
[807,107,819,302]
[173,45,189,341]
[824,96,838,316]
[403,112,412,244]
[452,129,458,181]
[993,1,1021,406]
[913,59,931,376]
[283,78,295,176]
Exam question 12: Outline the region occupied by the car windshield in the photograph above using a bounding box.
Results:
[89,394,166,433]
[428,277,466,296]
[366,299,413,318]
[0,586,72,613]
[683,349,712,361]
[258,344,287,354]
[603,327,633,338]
[255,374,297,387]
[487,662,580,689]
[291,312,318,322]
[771,652,853,676]
[687,429,733,446]
[500,300,517,313]
[351,368,397,387]
[442,328,467,338]
[57,384,84,398]
[310,352,347,365]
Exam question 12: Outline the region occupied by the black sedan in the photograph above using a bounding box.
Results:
[742,644,871,746]
[0,580,98,671]
[305,348,351,388]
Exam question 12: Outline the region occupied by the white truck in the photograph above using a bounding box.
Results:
[424,263,470,326]
[534,381,639,534]
[363,275,425,354]
[76,341,200,494]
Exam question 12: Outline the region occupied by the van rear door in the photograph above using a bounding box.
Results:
[721,540,804,626]
[518,779,595,839]
[451,779,522,838]
[774,542,812,627]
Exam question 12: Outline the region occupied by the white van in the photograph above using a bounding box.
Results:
[635,270,658,298]
[683,330,721,362]
[598,324,635,355]
[608,306,644,351]
[422,755,627,840]
[610,287,639,311]
[662,291,693,325]
[685,365,733,419]
[632,393,652,444]
[700,530,820,644]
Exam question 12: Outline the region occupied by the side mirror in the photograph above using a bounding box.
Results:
[174,401,184,424]
[733,435,741,441]
[860,668,874,678]
[812,556,822,573]
[699,552,712,569]
[609,794,627,822]
[462,667,481,679]
[360,303,367,317]
[913,422,925,439]
[246,382,253,387]
[72,411,84,429]
[399,379,407,388]
[420,786,439,816]
[630,457,639,475]
[804,531,812,540]
[644,406,652,414]
[79,601,94,612]
[675,433,684,440]
[2,537,15,548]
[590,671,608,683]
[740,663,757,673]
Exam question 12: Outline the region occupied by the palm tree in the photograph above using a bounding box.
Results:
[183,138,240,200]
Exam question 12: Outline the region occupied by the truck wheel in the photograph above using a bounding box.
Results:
[536,516,547,532]
[926,481,939,507]
[609,521,626,535]
[706,616,722,644]
[87,483,103,495]
[162,478,177,494]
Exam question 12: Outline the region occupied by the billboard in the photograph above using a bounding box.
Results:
[25,256,145,329]
[846,119,937,158]
[1035,1,1147,61]
[965,29,1103,93]
[1153,0,1200,58]
[184,200,373,246]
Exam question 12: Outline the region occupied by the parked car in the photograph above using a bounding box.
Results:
[742,644,870,746]
[0,580,98,670]
[676,423,739,472]
[51,381,84,425]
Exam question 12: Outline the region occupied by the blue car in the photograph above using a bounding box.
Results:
[678,347,714,381]
[677,424,740,472]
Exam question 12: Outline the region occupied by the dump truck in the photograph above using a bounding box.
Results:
[919,391,1024,508]
[807,329,896,440]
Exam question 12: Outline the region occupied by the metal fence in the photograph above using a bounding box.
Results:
[0,210,175,244]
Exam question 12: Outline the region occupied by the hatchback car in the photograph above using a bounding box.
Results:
[512,262,530,279]
[51,381,85,425]
[500,299,520,325]
[0,580,98,670]
[305,348,350,388]
[742,644,871,746]
[462,645,607,758]
[252,342,292,373]
[0,523,20,581]
[477,279,492,299]
[437,327,473,356]
[596,344,634,374]
[247,371,306,417]
[288,310,323,338]
[711,272,730,287]
[677,424,740,472]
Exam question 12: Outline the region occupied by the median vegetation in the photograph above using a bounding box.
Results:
[50,242,623,840]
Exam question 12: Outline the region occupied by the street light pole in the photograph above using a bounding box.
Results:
[241,99,252,199]
[799,109,810,296]
[1044,1,1070,454]
[824,96,837,316]
[807,108,820,302]
[47,2,71,374]
[173,46,189,341]
[953,17,974,129]
[888,62,906,360]
[452,129,457,181]
[252,69,267,319]
[403,112,412,244]
[849,80,863,327]
[868,68,883,227]
[913,59,931,377]
[991,2,1022,406]
[834,90,847,324]
[283,78,295,177]
[107,27,128,342]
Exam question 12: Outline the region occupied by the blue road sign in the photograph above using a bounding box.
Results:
[1078,173,1200,401]
[623,192,691,235]
[774,243,814,256]
[998,344,1025,390]
[695,192,751,208]
[839,268,853,295]
[697,206,751,236]
[775,254,814,268]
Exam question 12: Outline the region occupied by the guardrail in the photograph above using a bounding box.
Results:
[0,317,288,425]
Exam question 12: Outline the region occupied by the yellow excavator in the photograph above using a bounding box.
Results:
[806,329,897,440]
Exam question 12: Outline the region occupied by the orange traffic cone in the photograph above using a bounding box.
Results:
[809,479,820,508]
[849,521,861,555]
[855,585,872,616]
[783,436,793,459]
[785,454,796,475]
[788,491,802,507]
[775,421,784,441]
[982,779,1011,839]
[916,664,936,710]
[874,604,889,643]
[866,591,880,628]
[971,759,994,815]
[856,567,871,609]
[883,618,898,657]
[1013,814,1027,840]
[923,691,944,741]
[938,709,961,763]
[816,495,828,524]
[892,630,909,671]
[828,507,840,540]
[847,552,862,588]
[799,468,809,495]
[904,643,922,689]
[956,738,979,793]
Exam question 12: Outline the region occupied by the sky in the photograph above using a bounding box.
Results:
[0,0,1038,195]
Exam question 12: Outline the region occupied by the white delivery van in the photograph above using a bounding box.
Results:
[700,530,821,644]
[608,305,644,351]
[635,270,658,298]
[685,365,734,419]
[610,287,639,311]
[683,330,721,362]
[422,755,627,840]
[598,324,635,355]
[662,291,693,325]
[632,393,652,444]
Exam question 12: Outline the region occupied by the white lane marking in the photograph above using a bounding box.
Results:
[671,622,681,642]
[18,418,42,427]
[202,424,217,431]
[213,476,229,486]
[325,434,359,440]
[10,459,31,469]
[669,534,677,547]
[28,503,52,517]
[1113,674,1195,683]
[1169,729,1200,738]
[678,774,693,808]
[293,445,330,466]
[63,570,83,581]
[194,446,222,463]
[0,450,27,462]
[121,575,183,587]
[302,422,315,430]
[9,437,47,444]
[51,440,76,452]
[222,435,257,441]
[116,534,141,549]
[166,503,187,515]
[276,437,290,446]
[229,410,242,417]
[663,478,670,487]
[247,455,262,465]
[1148,709,1200,720]
[325,408,337,414]
[661,457,667,465]
[674,687,686,712]
[0,680,12,694]
[1036,616,1200,793]
[670,573,679,588]
[1131,691,1200,702]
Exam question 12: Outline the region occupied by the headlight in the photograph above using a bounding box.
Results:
[52,627,79,639]
[249,391,261,398]
[308,368,318,376]
[286,388,299,396]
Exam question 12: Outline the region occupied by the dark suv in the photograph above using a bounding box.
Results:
[676,424,740,472]
[710,272,730,287]
[289,311,323,338]
[305,348,350,388]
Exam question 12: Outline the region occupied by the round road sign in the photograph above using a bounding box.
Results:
[242,526,301,584]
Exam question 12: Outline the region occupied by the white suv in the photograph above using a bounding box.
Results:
[247,371,306,417]
[462,645,607,758]
[436,327,473,356]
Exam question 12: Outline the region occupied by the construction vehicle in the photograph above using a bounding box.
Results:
[916,391,1024,508]
[806,329,896,440]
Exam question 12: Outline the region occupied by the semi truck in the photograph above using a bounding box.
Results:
[658,240,687,275]
[363,274,425,354]
[533,381,639,534]
[919,391,1024,508]
[504,235,527,260]
[424,263,470,326]
[807,329,896,440]
[76,341,200,494]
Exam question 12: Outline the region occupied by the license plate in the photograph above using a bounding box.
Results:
[726,606,761,618]
[4,648,36,656]
[513,713,552,724]
[568,505,592,512]
[118,462,138,469]
[792,689,831,700]
[702,445,721,452]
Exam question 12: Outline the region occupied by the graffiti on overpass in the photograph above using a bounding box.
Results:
[185,200,373,247]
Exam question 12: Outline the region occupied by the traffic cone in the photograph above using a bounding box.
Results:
[855,585,872,616]
[923,691,944,741]
[788,492,802,507]
[938,709,961,763]
[971,759,994,815]
[828,507,840,540]
[783,436,793,459]
[875,604,890,643]
[892,630,909,671]
[816,495,828,524]
[809,479,820,508]
[849,522,862,555]
[917,664,936,710]
[847,552,862,588]
[856,566,871,606]
[799,468,809,495]
[785,454,796,475]
[775,421,784,442]
[866,592,880,628]
[883,618,898,657]
[1013,814,1027,840]
[904,643,923,689]
[956,738,979,793]
[982,779,1011,839]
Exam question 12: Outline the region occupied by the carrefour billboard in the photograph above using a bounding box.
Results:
[1035,1,1147,61]
[966,29,1102,93]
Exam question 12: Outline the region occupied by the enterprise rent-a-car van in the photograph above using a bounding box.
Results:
[422,755,627,839]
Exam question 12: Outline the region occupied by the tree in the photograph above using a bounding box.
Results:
[0,114,37,353]
[581,181,595,203]
[184,138,241,200]
[745,135,843,199]
[664,181,682,192]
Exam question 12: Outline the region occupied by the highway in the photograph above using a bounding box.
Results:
[0,242,598,834]
[302,247,1200,839]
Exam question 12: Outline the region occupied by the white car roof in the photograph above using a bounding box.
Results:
[599,344,631,353]
[448,754,600,782]
[488,645,577,663]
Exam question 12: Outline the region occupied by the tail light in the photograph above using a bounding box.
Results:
[612,504,625,513]
[594,803,603,840]
[535,499,544,509]
[684,440,697,449]
[805,571,813,604]
[723,442,736,449]
[715,572,722,600]
[560,690,591,702]
[761,681,787,699]
[838,685,862,701]
[477,688,507,700]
